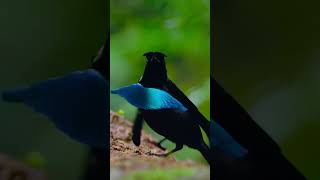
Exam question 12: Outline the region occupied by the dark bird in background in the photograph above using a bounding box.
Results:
[211,77,306,179]
[84,36,109,180]
[2,35,110,180]
[112,52,214,164]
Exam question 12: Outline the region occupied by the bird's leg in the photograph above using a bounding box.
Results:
[132,110,144,146]
[157,138,167,150]
[149,143,183,157]
[158,138,167,146]
[164,143,183,156]
[150,138,167,150]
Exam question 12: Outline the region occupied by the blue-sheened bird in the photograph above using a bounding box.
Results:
[2,36,109,180]
[138,52,211,141]
[112,82,212,164]
[2,39,109,149]
[129,52,211,153]
[2,69,109,148]
[111,52,248,165]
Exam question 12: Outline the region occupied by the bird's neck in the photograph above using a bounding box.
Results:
[139,62,167,89]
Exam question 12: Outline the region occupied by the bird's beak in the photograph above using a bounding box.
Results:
[151,56,160,63]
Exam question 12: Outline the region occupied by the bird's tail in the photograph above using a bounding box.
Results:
[2,88,27,102]
[197,141,213,166]
[195,111,211,138]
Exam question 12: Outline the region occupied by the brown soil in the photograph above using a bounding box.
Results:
[110,111,210,180]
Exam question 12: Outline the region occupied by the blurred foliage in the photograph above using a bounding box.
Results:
[213,0,320,179]
[24,152,46,169]
[110,0,210,163]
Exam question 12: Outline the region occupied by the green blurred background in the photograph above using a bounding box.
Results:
[0,0,107,179]
[110,0,210,163]
[2,0,316,178]
[213,0,320,179]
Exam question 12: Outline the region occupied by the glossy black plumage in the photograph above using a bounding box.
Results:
[132,52,212,164]
[135,52,210,142]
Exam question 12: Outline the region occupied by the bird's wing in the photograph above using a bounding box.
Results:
[2,69,109,148]
[111,83,187,112]
[210,119,248,158]
[165,79,210,138]
[165,79,198,111]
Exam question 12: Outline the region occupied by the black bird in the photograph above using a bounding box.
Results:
[112,52,212,165]
[211,77,306,179]
[133,52,211,149]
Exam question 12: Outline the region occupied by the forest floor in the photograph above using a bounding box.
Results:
[110,111,210,180]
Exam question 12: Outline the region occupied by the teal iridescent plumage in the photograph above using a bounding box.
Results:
[111,83,188,112]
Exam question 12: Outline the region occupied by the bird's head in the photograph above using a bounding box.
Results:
[139,51,167,88]
[143,52,166,64]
